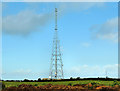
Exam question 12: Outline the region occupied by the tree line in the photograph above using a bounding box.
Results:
[1,77,120,82]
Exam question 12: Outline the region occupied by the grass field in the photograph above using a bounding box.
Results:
[3,80,120,88]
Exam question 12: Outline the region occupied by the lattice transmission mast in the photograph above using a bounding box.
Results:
[49,8,64,79]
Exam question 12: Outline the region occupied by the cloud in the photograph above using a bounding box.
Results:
[11,69,32,75]
[2,69,33,79]
[66,64,118,78]
[90,17,118,43]
[2,2,105,35]
[2,69,49,80]
[81,42,91,47]
[2,10,53,35]
[57,2,105,15]
[2,64,118,79]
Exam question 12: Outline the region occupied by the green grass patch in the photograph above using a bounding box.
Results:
[3,80,120,88]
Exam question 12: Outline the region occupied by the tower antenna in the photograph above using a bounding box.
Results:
[49,8,64,79]
[105,70,108,78]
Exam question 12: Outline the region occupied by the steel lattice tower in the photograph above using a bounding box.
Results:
[49,8,64,79]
